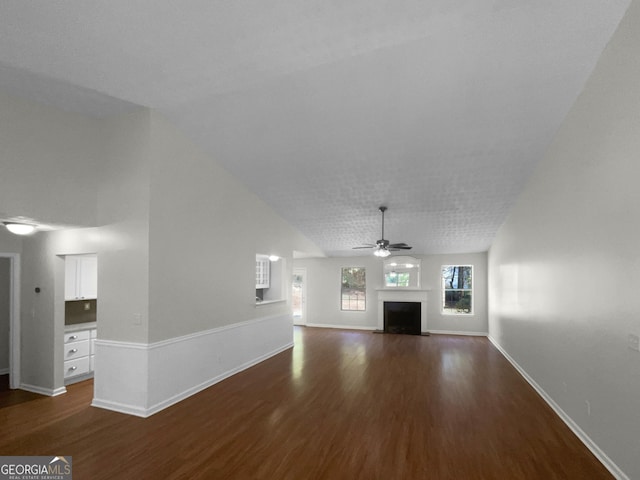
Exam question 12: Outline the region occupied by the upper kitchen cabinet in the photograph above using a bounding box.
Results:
[65,254,98,300]
[255,254,285,304]
[256,256,270,289]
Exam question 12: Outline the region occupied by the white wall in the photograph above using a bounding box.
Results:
[0,90,102,227]
[0,229,23,254]
[294,252,487,334]
[95,109,152,344]
[488,1,640,478]
[147,113,323,342]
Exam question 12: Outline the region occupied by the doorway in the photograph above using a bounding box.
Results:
[0,254,20,389]
[292,268,307,326]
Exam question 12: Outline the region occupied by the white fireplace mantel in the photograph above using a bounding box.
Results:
[377,289,431,333]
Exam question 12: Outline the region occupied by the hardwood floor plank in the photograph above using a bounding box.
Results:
[0,328,614,479]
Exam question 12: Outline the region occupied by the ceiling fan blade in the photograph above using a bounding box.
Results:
[352,245,375,249]
[388,243,412,249]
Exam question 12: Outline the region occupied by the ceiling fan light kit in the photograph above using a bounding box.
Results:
[373,247,391,258]
[353,206,412,257]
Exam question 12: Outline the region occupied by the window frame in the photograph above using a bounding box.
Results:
[441,265,473,315]
[340,266,367,312]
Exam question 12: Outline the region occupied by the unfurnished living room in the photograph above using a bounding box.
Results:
[0,1,639,479]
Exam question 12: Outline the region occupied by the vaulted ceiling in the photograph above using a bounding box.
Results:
[0,0,631,255]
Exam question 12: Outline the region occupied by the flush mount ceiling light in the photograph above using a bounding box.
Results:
[3,222,36,235]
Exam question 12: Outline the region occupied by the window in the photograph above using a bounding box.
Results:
[383,256,421,288]
[442,265,473,314]
[385,271,410,287]
[341,267,366,311]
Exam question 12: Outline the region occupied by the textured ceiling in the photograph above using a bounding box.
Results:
[0,0,632,255]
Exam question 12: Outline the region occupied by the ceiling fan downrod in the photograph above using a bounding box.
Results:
[379,206,386,241]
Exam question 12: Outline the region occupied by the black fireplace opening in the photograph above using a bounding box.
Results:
[383,301,421,335]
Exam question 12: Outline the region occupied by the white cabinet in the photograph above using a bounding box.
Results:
[64,327,96,383]
[256,257,270,288]
[65,255,98,300]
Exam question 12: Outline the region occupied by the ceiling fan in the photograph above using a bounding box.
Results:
[352,206,412,257]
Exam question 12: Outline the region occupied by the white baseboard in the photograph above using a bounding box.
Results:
[304,325,488,337]
[488,336,629,480]
[306,323,376,331]
[428,329,488,336]
[92,314,294,418]
[91,398,149,417]
[0,367,9,375]
[20,383,67,397]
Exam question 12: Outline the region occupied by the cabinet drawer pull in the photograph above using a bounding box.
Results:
[70,348,78,353]
[69,366,77,371]
[69,335,78,340]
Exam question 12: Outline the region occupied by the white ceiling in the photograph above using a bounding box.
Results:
[0,0,631,255]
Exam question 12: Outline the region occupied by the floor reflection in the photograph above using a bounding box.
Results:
[291,326,305,385]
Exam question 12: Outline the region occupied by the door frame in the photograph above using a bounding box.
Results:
[1,253,20,389]
[292,267,307,326]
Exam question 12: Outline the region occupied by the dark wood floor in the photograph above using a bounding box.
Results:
[0,327,612,479]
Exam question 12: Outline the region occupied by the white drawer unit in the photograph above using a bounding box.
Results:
[64,356,90,379]
[64,340,90,360]
[64,330,90,344]
[63,326,97,384]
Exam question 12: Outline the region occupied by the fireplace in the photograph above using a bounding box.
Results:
[384,301,421,335]
[377,289,429,334]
